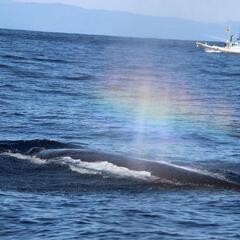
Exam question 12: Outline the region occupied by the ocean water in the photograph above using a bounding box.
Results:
[0,29,240,239]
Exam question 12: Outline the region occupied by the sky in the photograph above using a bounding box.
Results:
[17,0,240,23]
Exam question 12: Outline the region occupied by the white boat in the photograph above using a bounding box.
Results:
[196,28,240,54]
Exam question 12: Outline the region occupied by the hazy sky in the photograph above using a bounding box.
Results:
[17,0,240,22]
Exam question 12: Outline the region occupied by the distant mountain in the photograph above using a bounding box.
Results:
[0,0,239,40]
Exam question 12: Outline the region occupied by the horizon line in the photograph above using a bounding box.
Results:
[0,27,220,43]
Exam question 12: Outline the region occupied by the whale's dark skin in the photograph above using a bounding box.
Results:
[34,148,240,189]
[1,139,239,189]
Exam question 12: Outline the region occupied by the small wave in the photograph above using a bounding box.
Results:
[32,57,72,64]
[2,54,26,60]
[0,84,16,88]
[63,74,94,81]
[201,69,240,77]
[35,89,80,97]
[0,63,11,69]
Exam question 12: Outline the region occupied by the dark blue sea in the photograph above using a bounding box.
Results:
[0,29,240,239]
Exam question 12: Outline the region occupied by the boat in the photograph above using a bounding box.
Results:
[196,28,240,54]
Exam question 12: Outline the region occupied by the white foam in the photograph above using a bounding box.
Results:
[205,49,221,53]
[62,157,157,181]
[1,152,46,165]
[1,153,157,182]
[69,165,99,175]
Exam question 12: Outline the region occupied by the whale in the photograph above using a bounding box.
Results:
[32,148,240,189]
[1,139,240,189]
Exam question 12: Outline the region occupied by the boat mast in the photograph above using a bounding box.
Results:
[225,27,232,48]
